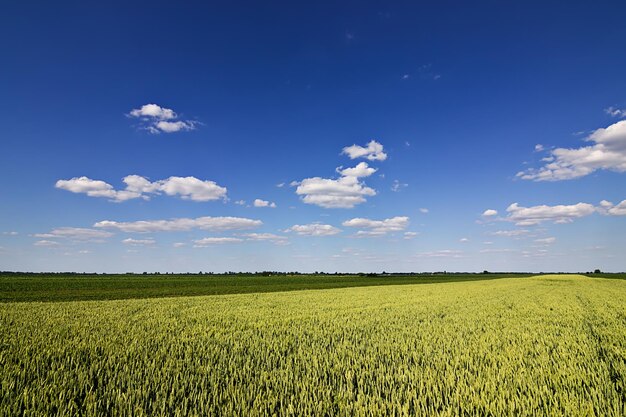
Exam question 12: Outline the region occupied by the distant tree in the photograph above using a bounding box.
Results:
[594,269,601,274]
[483,270,489,274]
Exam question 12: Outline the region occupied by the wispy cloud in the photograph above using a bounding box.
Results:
[343,216,409,237]
[193,237,243,247]
[122,238,156,246]
[605,106,626,118]
[34,227,113,241]
[94,216,262,233]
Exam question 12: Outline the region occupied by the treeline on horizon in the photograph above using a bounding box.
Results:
[0,270,616,276]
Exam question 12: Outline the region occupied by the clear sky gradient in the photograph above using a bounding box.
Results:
[1,1,625,272]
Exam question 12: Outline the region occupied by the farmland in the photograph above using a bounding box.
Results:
[1,274,625,415]
[0,272,532,303]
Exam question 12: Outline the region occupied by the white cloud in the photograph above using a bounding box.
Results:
[285,224,342,236]
[234,200,246,205]
[342,216,409,236]
[402,74,410,80]
[276,183,285,188]
[296,176,375,209]
[482,209,498,217]
[158,177,227,201]
[173,242,186,248]
[338,162,377,178]
[535,237,556,244]
[517,120,626,181]
[605,106,626,118]
[3,231,18,236]
[55,177,125,200]
[459,238,469,243]
[598,199,626,216]
[122,238,156,246]
[404,232,418,239]
[152,120,196,133]
[391,180,408,192]
[94,216,262,233]
[129,104,177,120]
[34,227,113,241]
[342,140,387,161]
[419,208,429,214]
[253,199,277,208]
[296,164,377,209]
[128,103,197,134]
[56,175,227,202]
[243,233,288,244]
[490,229,531,237]
[505,202,596,226]
[534,144,544,152]
[415,250,463,258]
[193,237,243,247]
[34,240,59,246]
[479,248,515,254]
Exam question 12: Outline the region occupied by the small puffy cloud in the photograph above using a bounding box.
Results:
[173,242,186,248]
[482,209,498,217]
[3,231,18,236]
[598,199,626,216]
[194,237,243,247]
[517,120,626,181]
[338,162,377,178]
[342,216,409,236]
[404,232,418,239]
[158,177,227,201]
[534,144,544,152]
[57,175,227,202]
[129,104,177,120]
[605,106,626,118]
[285,224,342,236]
[419,208,429,214]
[34,240,59,246]
[34,227,113,241]
[459,238,469,243]
[152,120,196,133]
[276,183,285,188]
[296,174,376,209]
[234,200,246,205]
[122,238,156,246]
[94,216,262,233]
[55,177,124,200]
[535,237,556,244]
[342,140,387,161]
[253,199,277,208]
[128,103,197,134]
[505,202,596,226]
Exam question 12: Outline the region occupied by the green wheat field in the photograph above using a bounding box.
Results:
[1,274,625,416]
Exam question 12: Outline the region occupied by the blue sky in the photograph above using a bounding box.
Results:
[1,1,625,273]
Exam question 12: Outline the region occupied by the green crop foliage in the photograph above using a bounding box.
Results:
[1,274,624,416]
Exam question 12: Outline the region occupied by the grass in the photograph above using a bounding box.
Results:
[0,272,532,302]
[1,274,625,416]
